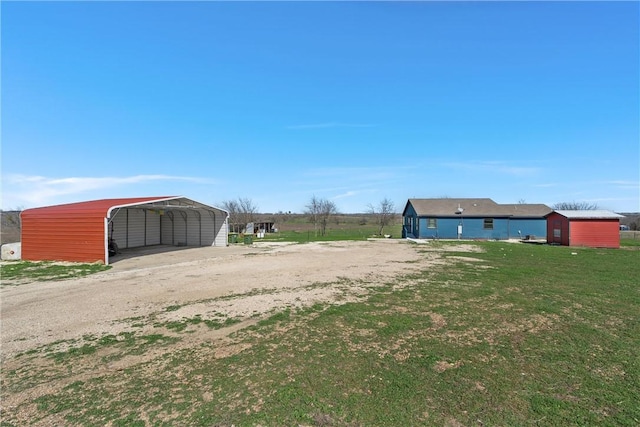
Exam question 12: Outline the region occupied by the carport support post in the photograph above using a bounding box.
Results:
[104,217,110,265]
[225,215,229,246]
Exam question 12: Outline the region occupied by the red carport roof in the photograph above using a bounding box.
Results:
[21,197,180,218]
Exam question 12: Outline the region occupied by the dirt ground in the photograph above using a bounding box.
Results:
[2,239,487,425]
[0,239,455,362]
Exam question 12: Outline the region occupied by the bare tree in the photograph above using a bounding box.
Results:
[221,198,259,233]
[221,199,240,233]
[318,199,338,236]
[552,201,599,210]
[367,198,396,236]
[238,197,258,229]
[305,196,338,237]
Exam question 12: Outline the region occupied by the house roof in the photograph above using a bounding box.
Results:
[500,204,554,217]
[21,196,229,220]
[404,198,552,218]
[405,198,499,216]
[553,210,624,219]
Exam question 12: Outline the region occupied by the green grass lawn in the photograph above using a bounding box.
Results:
[620,233,640,248]
[259,223,403,243]
[2,242,638,426]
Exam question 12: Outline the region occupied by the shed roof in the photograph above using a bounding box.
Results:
[552,210,624,219]
[405,198,551,218]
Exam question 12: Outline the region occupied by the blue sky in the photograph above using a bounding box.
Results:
[2,1,638,213]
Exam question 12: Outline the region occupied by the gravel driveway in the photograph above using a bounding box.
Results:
[1,239,437,361]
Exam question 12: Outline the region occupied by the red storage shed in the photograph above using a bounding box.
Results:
[20,196,229,264]
[546,210,624,248]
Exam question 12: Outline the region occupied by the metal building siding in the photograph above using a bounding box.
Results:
[21,211,105,263]
[146,211,161,245]
[547,212,620,248]
[569,219,620,248]
[21,197,178,263]
[126,209,146,247]
[161,214,174,245]
[109,212,128,249]
[21,196,229,263]
[173,213,188,245]
[200,214,214,245]
[183,211,224,246]
[206,212,229,246]
[186,212,202,245]
[200,211,226,246]
[110,208,164,248]
[215,219,228,246]
[174,213,186,244]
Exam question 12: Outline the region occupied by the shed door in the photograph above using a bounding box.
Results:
[552,220,562,244]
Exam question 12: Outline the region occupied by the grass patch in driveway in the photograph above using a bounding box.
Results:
[0,261,110,285]
[2,242,639,426]
[155,314,242,332]
[3,331,180,402]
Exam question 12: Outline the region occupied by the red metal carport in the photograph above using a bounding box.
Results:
[20,196,229,264]
[546,210,624,248]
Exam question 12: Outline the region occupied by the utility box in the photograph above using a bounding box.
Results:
[1,242,22,260]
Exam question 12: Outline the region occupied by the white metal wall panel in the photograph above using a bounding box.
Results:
[207,211,228,246]
[161,214,173,245]
[145,211,161,245]
[185,212,199,245]
[109,211,128,249]
[127,209,146,248]
[106,201,228,253]
[201,213,215,245]
[173,213,187,246]
[112,207,228,248]
[214,215,228,246]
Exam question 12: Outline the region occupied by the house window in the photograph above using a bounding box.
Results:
[483,218,494,230]
[427,218,437,228]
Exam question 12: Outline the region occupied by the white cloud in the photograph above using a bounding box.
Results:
[1,174,216,209]
[333,190,366,200]
[333,191,357,200]
[606,180,640,189]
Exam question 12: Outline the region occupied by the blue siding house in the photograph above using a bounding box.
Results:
[402,198,551,240]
